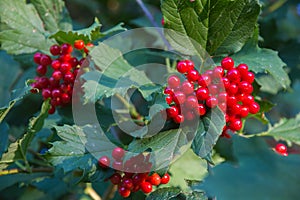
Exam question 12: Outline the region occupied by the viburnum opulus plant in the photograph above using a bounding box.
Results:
[0,0,300,200]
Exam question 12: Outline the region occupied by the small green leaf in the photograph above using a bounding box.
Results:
[258,113,300,145]
[0,100,50,170]
[161,0,260,56]
[230,29,291,92]
[146,187,182,200]
[51,18,125,44]
[191,107,225,159]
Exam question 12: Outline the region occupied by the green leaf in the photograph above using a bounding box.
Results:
[230,29,291,92]
[191,107,225,159]
[0,0,64,54]
[0,100,50,170]
[0,123,9,158]
[161,0,260,56]
[257,113,300,145]
[83,43,158,103]
[46,124,114,180]
[30,0,72,32]
[50,18,125,44]
[194,135,300,199]
[146,187,182,200]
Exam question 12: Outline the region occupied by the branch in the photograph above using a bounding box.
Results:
[102,183,117,200]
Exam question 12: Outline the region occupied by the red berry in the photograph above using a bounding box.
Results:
[174,114,184,123]
[52,70,62,81]
[74,40,85,50]
[51,60,61,70]
[69,57,79,68]
[185,60,195,72]
[112,147,125,161]
[239,106,249,118]
[208,84,219,95]
[40,55,52,66]
[132,173,147,185]
[98,156,110,168]
[118,186,131,198]
[181,81,194,95]
[61,93,71,104]
[227,95,237,105]
[48,105,56,114]
[196,87,209,100]
[229,118,242,131]
[140,181,152,194]
[238,81,253,94]
[60,62,72,74]
[197,104,206,116]
[36,65,47,75]
[198,75,211,87]
[241,94,254,106]
[161,173,170,184]
[52,89,61,98]
[110,173,122,185]
[222,77,230,88]
[248,101,260,114]
[185,96,198,109]
[177,61,188,73]
[168,75,181,89]
[164,87,173,95]
[242,71,255,84]
[61,43,73,55]
[206,96,218,108]
[49,77,59,88]
[173,91,186,104]
[59,54,71,62]
[221,57,234,70]
[165,95,173,104]
[213,66,224,78]
[33,52,43,64]
[64,72,74,84]
[148,173,161,186]
[187,69,199,82]
[218,92,228,103]
[122,178,133,190]
[275,143,288,155]
[227,69,241,83]
[42,89,52,99]
[84,43,94,54]
[167,106,179,118]
[229,103,241,115]
[237,63,248,76]
[227,83,238,95]
[50,44,61,55]
[112,161,123,170]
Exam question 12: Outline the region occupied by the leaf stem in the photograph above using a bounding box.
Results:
[85,183,102,200]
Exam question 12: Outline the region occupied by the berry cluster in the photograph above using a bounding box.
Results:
[98,147,170,197]
[275,143,288,156]
[30,40,93,114]
[164,57,260,137]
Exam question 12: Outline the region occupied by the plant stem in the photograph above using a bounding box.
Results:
[0,167,53,175]
[85,183,102,200]
[102,183,117,200]
[135,0,172,50]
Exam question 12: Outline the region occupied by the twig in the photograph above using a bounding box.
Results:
[102,183,117,200]
[0,167,53,176]
[135,0,172,50]
[85,183,102,200]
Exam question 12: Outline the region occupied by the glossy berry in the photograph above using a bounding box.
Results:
[148,173,161,186]
[40,55,52,66]
[168,75,181,88]
[197,104,206,116]
[237,63,248,76]
[221,57,234,70]
[238,81,253,94]
[98,156,110,168]
[275,143,288,155]
[74,40,85,50]
[112,161,123,170]
[229,118,242,131]
[248,102,260,114]
[227,69,241,83]
[173,91,186,104]
[36,65,47,75]
[61,43,73,54]
[118,186,131,198]
[196,87,209,100]
[198,75,211,87]
[51,60,61,70]
[112,147,125,161]
[167,106,179,118]
[187,69,199,82]
[161,173,170,184]
[185,96,198,109]
[206,96,218,108]
[177,60,189,73]
[110,173,122,185]
[174,114,184,123]
[52,70,62,81]
[61,93,71,104]
[242,71,255,84]
[165,95,173,104]
[140,181,152,193]
[33,52,43,64]
[122,178,133,190]
[50,44,61,55]
[181,81,194,95]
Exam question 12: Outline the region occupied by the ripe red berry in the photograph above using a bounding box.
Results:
[69,57,79,68]
[118,186,131,198]
[122,178,133,190]
[227,83,238,95]
[248,101,260,114]
[173,91,186,104]
[61,93,71,104]
[185,95,198,109]
[238,81,253,94]
[187,69,199,82]
[64,72,74,84]
[50,44,61,55]
[161,173,170,184]
[213,66,224,78]
[147,173,161,186]
[112,147,125,161]
[60,62,72,74]
[275,143,288,155]
[241,94,254,106]
[164,87,173,95]
[221,57,234,70]
[98,156,110,168]
[168,75,181,88]
[33,52,43,64]
[51,60,61,70]
[165,95,173,104]
[222,77,230,88]
[48,105,56,114]
[61,43,73,55]
[227,96,237,105]
[196,87,209,100]
[206,96,218,108]
[197,104,206,116]
[239,106,249,118]
[40,55,52,66]
[52,89,61,98]
[177,61,188,73]
[218,92,228,103]
[208,84,219,95]
[74,40,85,50]
[36,65,47,75]
[132,173,147,185]
[242,71,255,84]
[229,118,242,131]
[112,161,123,171]
[52,70,62,81]
[181,81,194,95]
[229,103,241,115]
[198,74,211,87]
[110,173,122,185]
[174,114,184,123]
[185,60,195,72]
[42,89,52,99]
[140,181,152,194]
[227,69,241,83]
[167,106,179,118]
[237,63,248,76]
